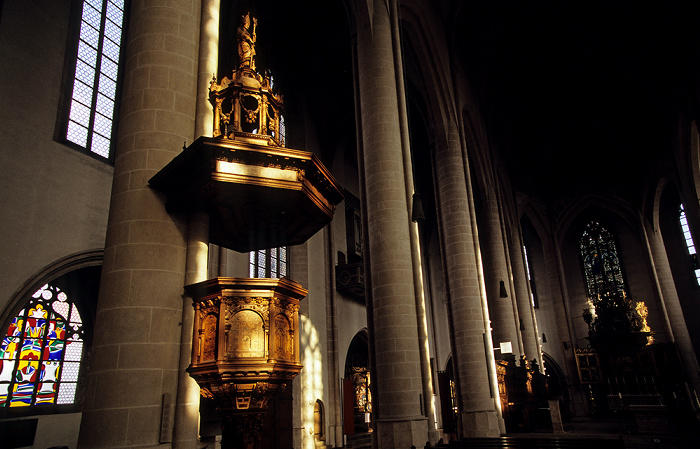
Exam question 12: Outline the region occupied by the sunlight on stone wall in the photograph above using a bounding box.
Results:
[300,314,323,449]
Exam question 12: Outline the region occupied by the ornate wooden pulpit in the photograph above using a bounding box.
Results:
[149,12,343,449]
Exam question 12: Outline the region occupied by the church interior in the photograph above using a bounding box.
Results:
[2,1,700,448]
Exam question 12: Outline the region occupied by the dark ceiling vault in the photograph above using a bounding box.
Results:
[456,0,700,205]
[221,1,700,209]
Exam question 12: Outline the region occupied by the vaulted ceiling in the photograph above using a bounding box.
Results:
[222,1,700,210]
[454,0,700,206]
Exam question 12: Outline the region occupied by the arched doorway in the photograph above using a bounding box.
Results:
[343,331,371,435]
[437,356,457,436]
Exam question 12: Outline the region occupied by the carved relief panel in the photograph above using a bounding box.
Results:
[202,313,218,362]
[273,314,292,361]
[195,298,221,364]
[229,309,266,358]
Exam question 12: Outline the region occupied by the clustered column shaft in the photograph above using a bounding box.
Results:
[432,126,504,437]
[354,1,430,447]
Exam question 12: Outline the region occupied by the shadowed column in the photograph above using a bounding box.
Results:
[433,125,504,438]
[354,1,429,447]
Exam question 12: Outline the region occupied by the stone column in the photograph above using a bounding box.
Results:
[433,125,503,437]
[508,229,542,367]
[171,2,220,446]
[354,1,429,447]
[325,226,344,448]
[388,0,438,440]
[642,219,700,401]
[77,2,200,447]
[173,211,209,448]
[481,195,522,359]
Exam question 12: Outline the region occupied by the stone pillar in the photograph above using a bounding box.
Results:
[354,1,429,447]
[77,2,200,447]
[290,243,309,449]
[433,125,503,437]
[643,219,700,402]
[508,229,542,367]
[481,195,522,359]
[325,226,344,448]
[388,0,438,440]
[172,2,220,446]
[174,212,209,448]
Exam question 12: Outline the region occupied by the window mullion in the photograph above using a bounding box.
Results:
[85,0,110,154]
[266,250,271,278]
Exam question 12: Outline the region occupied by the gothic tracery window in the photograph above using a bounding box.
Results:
[579,221,626,298]
[0,284,85,407]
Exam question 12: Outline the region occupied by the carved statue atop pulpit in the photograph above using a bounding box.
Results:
[237,13,257,71]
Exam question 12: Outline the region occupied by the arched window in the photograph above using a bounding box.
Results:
[678,203,700,285]
[0,284,85,407]
[579,220,626,298]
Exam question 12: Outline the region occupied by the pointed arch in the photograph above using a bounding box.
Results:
[554,195,640,245]
[0,250,101,410]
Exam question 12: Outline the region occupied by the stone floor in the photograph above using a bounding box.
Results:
[516,416,700,449]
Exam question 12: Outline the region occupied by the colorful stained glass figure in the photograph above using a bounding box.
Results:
[0,283,84,407]
[0,383,9,403]
[20,339,42,361]
[16,361,39,383]
[40,361,61,383]
[44,340,65,361]
[24,318,46,339]
[35,382,57,404]
[7,316,24,337]
[48,320,67,340]
[1,337,20,360]
[0,360,16,383]
[10,383,34,406]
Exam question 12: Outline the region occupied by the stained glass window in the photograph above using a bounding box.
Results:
[249,247,288,279]
[579,221,626,298]
[65,0,126,160]
[678,204,700,285]
[0,284,84,407]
